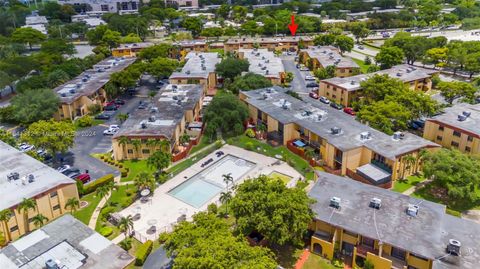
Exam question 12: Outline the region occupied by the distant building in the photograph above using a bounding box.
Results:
[240,87,439,187]
[173,40,208,58]
[299,46,360,78]
[319,64,437,107]
[309,171,480,269]
[57,0,139,14]
[112,42,154,58]
[169,52,220,94]
[71,14,106,28]
[22,14,48,34]
[423,103,480,154]
[165,0,199,8]
[0,141,79,245]
[0,215,134,268]
[112,84,204,161]
[224,36,314,53]
[53,57,136,120]
[238,48,285,85]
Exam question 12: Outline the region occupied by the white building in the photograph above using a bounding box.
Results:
[57,0,140,14]
[22,14,48,34]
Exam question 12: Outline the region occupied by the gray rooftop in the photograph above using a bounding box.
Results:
[225,36,313,45]
[321,64,437,91]
[0,215,134,269]
[428,103,480,137]
[114,84,203,139]
[241,87,438,160]
[169,52,220,79]
[301,46,359,69]
[239,48,284,79]
[310,172,480,269]
[0,141,76,211]
[173,39,207,47]
[53,57,136,104]
[115,42,154,50]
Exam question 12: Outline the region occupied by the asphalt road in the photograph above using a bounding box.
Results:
[143,246,172,269]
[281,55,312,95]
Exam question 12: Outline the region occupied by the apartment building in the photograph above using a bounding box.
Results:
[319,64,437,107]
[53,57,136,120]
[0,141,79,245]
[112,84,203,161]
[299,46,360,78]
[237,48,285,85]
[57,0,139,14]
[169,52,220,94]
[224,36,314,53]
[165,0,199,8]
[0,215,134,268]
[174,40,208,58]
[308,171,480,269]
[112,42,154,58]
[22,13,48,35]
[423,103,480,154]
[239,87,439,187]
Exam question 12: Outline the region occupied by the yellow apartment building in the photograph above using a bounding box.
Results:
[319,64,438,107]
[423,103,480,154]
[240,87,439,188]
[169,52,220,95]
[308,171,480,269]
[0,141,79,245]
[237,48,285,85]
[53,57,136,120]
[174,40,208,59]
[224,36,314,53]
[299,46,360,78]
[112,42,154,57]
[112,84,203,161]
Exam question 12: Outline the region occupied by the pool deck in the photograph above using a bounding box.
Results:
[119,144,303,242]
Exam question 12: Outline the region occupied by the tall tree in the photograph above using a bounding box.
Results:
[118,215,134,237]
[334,35,354,55]
[146,151,172,174]
[0,209,13,242]
[147,57,178,79]
[437,81,478,104]
[375,46,404,69]
[357,100,412,135]
[10,88,60,124]
[215,57,249,81]
[228,73,273,94]
[182,16,203,37]
[20,120,75,158]
[31,214,49,228]
[350,22,370,43]
[18,198,37,233]
[64,197,80,213]
[11,27,46,49]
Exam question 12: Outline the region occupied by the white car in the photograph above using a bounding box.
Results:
[18,143,35,152]
[57,165,71,173]
[300,66,309,71]
[103,128,119,136]
[319,96,331,104]
[109,125,120,130]
[305,75,316,81]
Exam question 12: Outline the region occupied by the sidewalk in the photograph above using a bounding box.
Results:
[402,179,432,195]
[88,191,111,229]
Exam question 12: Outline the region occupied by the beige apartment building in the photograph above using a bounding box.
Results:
[319,64,437,107]
[237,48,285,85]
[224,36,314,53]
[423,103,480,154]
[240,87,439,188]
[299,46,360,78]
[112,42,154,57]
[0,141,79,245]
[53,57,136,120]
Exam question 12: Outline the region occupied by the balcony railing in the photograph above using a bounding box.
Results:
[371,159,392,173]
[334,155,342,164]
[356,244,378,257]
[312,231,333,243]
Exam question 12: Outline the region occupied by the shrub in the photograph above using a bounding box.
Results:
[100,155,105,160]
[158,232,169,244]
[99,226,113,237]
[245,142,254,151]
[82,174,115,195]
[119,238,132,250]
[135,240,153,266]
[120,168,128,177]
[245,128,255,138]
[76,115,94,127]
[120,197,134,208]
[87,104,102,115]
[207,203,218,214]
[100,206,115,220]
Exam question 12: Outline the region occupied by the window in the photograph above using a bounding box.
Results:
[332,95,336,98]
[10,226,18,232]
[142,149,150,154]
[121,2,128,10]
[468,136,473,142]
[50,191,58,198]
[131,1,137,9]
[436,136,442,141]
[466,146,471,152]
[101,4,109,11]
[391,247,406,261]
[453,131,461,137]
[340,69,345,73]
[333,87,337,91]
[451,141,459,147]
[326,92,330,96]
[438,126,444,131]
[410,253,428,261]
[327,85,330,89]
[127,149,133,154]
[53,204,60,211]
[361,236,375,248]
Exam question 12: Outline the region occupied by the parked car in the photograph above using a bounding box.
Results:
[62,167,80,175]
[343,107,356,116]
[114,98,125,105]
[305,75,316,81]
[104,105,118,111]
[18,143,35,152]
[330,102,344,110]
[306,82,319,88]
[57,165,71,173]
[300,66,310,71]
[309,92,319,99]
[138,101,148,109]
[76,173,91,184]
[109,125,120,130]
[66,171,81,179]
[358,45,364,50]
[319,96,330,104]
[103,128,119,136]
[94,113,111,120]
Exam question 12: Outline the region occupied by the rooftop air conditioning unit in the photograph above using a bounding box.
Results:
[60,93,67,97]
[186,70,191,75]
[262,56,265,60]
[462,111,471,117]
[406,204,419,217]
[28,174,35,183]
[69,89,76,94]
[265,70,269,75]
[317,114,323,121]
[393,131,403,140]
[330,197,341,209]
[369,197,382,209]
[202,66,206,71]
[141,121,147,129]
[350,80,356,85]
[360,131,371,140]
[149,116,156,122]
[261,66,267,70]
[45,259,59,269]
[7,172,19,181]
[266,88,272,93]
[447,239,461,256]
[76,83,82,88]
[331,127,341,135]
[458,114,467,121]
[396,72,402,77]
[172,85,178,89]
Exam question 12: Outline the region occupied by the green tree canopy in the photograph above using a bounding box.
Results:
[334,35,354,55]
[230,175,314,246]
[182,16,203,36]
[11,27,46,49]
[120,33,142,44]
[375,46,405,69]
[138,44,174,60]
[10,88,60,124]
[20,119,75,156]
[228,73,273,95]
[148,57,178,79]
[437,81,478,104]
[40,39,76,56]
[357,100,412,135]
[0,129,15,146]
[215,57,249,81]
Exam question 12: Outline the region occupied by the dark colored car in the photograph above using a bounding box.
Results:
[306,82,319,88]
[104,105,118,111]
[330,102,344,110]
[66,171,81,179]
[95,113,111,120]
[62,167,80,176]
[114,98,126,105]
[343,107,356,116]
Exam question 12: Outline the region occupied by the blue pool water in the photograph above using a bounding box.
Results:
[168,154,255,208]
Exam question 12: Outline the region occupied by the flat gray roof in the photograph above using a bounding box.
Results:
[115,42,154,50]
[169,52,220,79]
[0,215,134,269]
[241,87,438,160]
[173,40,207,47]
[321,64,437,91]
[53,57,136,104]
[225,36,313,45]
[428,103,480,137]
[114,84,203,139]
[310,172,480,269]
[301,46,359,69]
[0,141,76,211]
[239,48,284,79]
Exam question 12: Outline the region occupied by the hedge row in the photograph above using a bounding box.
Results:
[100,155,129,178]
[79,174,115,195]
[135,240,153,266]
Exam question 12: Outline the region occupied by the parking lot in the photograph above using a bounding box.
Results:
[281,55,317,95]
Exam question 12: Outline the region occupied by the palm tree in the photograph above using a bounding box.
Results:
[0,209,13,242]
[118,136,130,159]
[0,231,6,247]
[219,191,232,215]
[116,113,129,123]
[118,215,134,237]
[159,139,171,153]
[96,185,110,204]
[414,149,428,174]
[31,214,48,228]
[222,173,233,190]
[403,155,416,178]
[18,198,37,233]
[180,134,190,146]
[131,139,142,159]
[304,148,315,162]
[134,172,155,192]
[64,198,80,213]
[257,123,267,138]
[147,151,172,174]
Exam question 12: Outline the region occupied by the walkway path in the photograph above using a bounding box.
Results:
[295,249,310,269]
[112,233,126,244]
[402,179,432,196]
[88,191,111,229]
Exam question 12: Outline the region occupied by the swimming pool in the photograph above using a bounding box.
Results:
[168,154,256,208]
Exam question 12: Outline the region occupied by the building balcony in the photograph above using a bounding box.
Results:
[381,254,407,269]
[334,155,342,164]
[346,165,392,189]
[356,244,378,257]
[312,230,333,243]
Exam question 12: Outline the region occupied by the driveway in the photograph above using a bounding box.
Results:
[143,246,172,269]
[281,56,310,94]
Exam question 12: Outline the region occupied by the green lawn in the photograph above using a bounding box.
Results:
[120,159,156,182]
[72,192,103,225]
[189,136,213,155]
[208,48,225,57]
[352,58,371,74]
[303,253,338,269]
[269,171,293,185]
[166,141,222,177]
[392,175,425,193]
